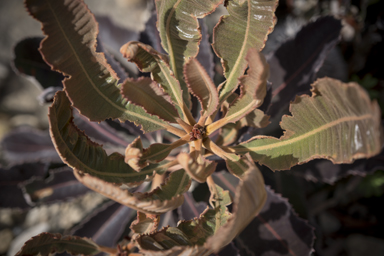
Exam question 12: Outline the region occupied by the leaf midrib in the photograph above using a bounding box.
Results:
[46,0,167,129]
[236,114,373,152]
[219,0,251,102]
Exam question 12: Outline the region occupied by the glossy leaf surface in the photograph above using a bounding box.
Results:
[184,58,219,118]
[207,48,269,134]
[16,232,101,256]
[233,78,382,170]
[213,0,277,102]
[74,169,190,214]
[49,91,163,184]
[26,0,170,133]
[121,77,179,123]
[155,0,223,108]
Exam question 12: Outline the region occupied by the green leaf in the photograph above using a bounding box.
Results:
[74,169,191,214]
[155,0,223,109]
[213,0,277,103]
[137,158,266,253]
[137,185,231,252]
[215,122,242,146]
[177,152,217,183]
[121,41,194,125]
[15,232,102,256]
[49,91,164,184]
[121,77,179,123]
[232,78,383,170]
[207,48,269,134]
[130,212,160,235]
[206,156,267,252]
[184,58,219,119]
[239,108,270,128]
[25,0,176,134]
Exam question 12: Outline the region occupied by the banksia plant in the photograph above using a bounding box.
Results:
[10,0,383,255]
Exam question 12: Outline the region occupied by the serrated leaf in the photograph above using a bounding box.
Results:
[232,78,383,170]
[125,136,146,171]
[137,185,231,253]
[49,91,164,184]
[74,169,191,214]
[15,232,102,256]
[155,0,223,109]
[121,77,180,123]
[25,0,178,134]
[206,157,267,252]
[207,48,269,134]
[239,108,270,128]
[184,58,219,119]
[214,172,315,256]
[177,152,217,183]
[212,172,315,256]
[131,212,160,235]
[120,41,193,124]
[212,0,277,103]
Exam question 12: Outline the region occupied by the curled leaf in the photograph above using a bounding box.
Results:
[25,0,173,133]
[213,0,277,103]
[131,212,160,235]
[74,169,191,214]
[177,153,217,183]
[155,0,223,108]
[16,232,103,256]
[49,91,163,184]
[207,48,269,134]
[232,78,383,170]
[184,58,219,119]
[121,77,180,123]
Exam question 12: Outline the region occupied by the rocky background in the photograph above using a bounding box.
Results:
[1,0,384,255]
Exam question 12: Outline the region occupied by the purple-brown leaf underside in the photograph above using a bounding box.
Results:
[197,19,215,80]
[0,163,47,209]
[177,192,208,221]
[1,127,61,164]
[121,77,180,123]
[212,172,315,256]
[291,148,384,184]
[233,78,382,171]
[25,0,168,133]
[268,16,342,118]
[15,232,101,256]
[22,167,89,205]
[71,200,134,248]
[74,168,191,214]
[13,37,64,89]
[49,91,160,184]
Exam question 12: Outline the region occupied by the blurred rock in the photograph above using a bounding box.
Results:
[7,222,49,256]
[0,228,13,254]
